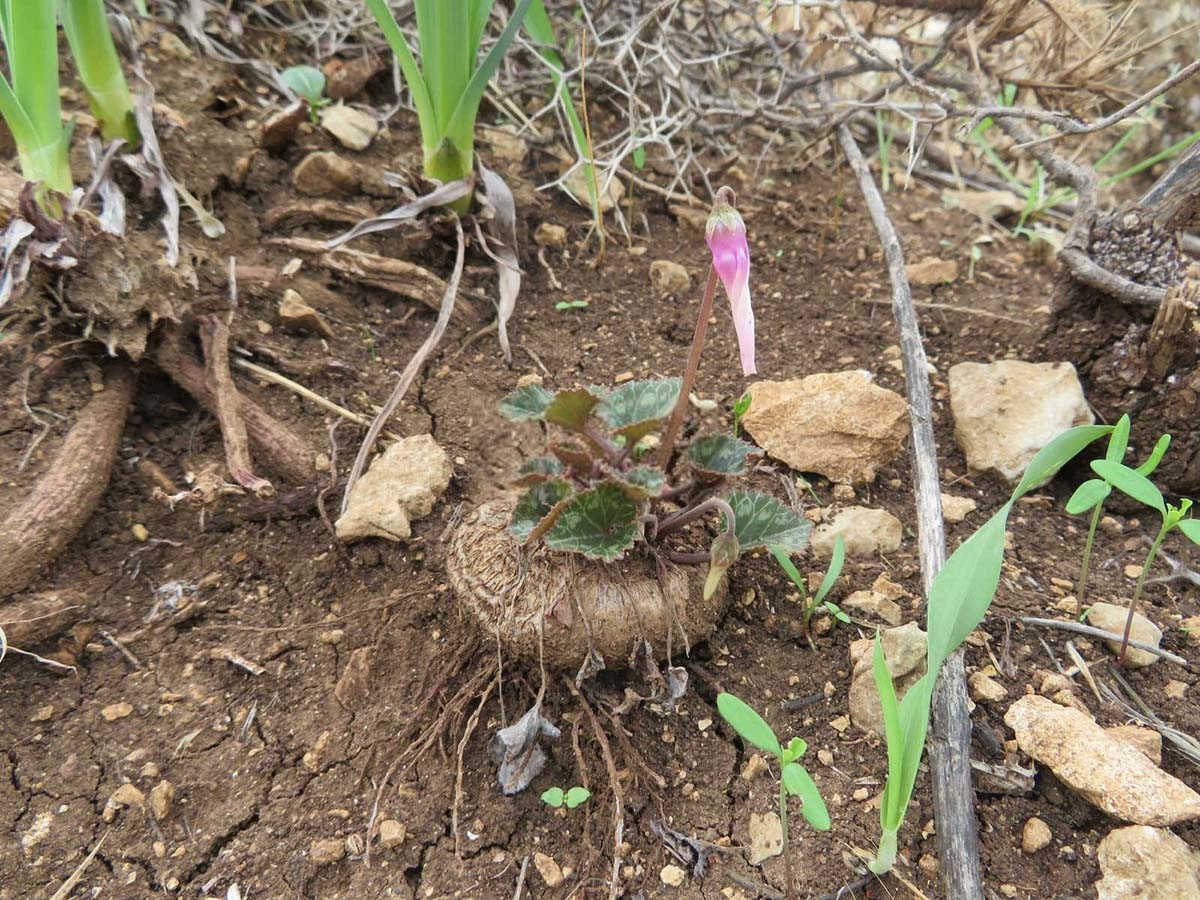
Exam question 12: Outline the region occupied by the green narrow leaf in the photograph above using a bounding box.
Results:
[716,692,782,757]
[61,0,138,144]
[363,0,436,151]
[687,434,759,477]
[595,378,681,444]
[1090,460,1166,515]
[543,483,638,562]
[499,383,554,421]
[872,635,904,827]
[1012,424,1112,499]
[724,490,812,553]
[509,479,572,542]
[543,388,600,431]
[770,546,806,594]
[540,786,565,808]
[1135,434,1171,476]
[1178,519,1200,546]
[781,763,831,831]
[1104,414,1131,463]
[1065,479,1111,515]
[565,786,590,808]
[813,536,845,605]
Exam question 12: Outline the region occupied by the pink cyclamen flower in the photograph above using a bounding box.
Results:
[706,186,755,376]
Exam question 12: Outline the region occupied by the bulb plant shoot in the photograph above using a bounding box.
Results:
[59,0,138,146]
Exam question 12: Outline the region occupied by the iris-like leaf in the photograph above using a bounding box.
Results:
[543,483,638,562]
[500,384,554,421]
[782,763,830,831]
[716,692,781,757]
[509,479,572,542]
[513,455,564,486]
[544,389,600,431]
[596,378,681,444]
[722,490,812,553]
[687,434,758,477]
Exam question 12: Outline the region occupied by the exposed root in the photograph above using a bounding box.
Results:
[154,324,316,486]
[0,590,86,645]
[0,360,135,598]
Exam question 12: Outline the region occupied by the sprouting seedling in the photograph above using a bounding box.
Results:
[869,423,1114,875]
[1084,452,1200,665]
[280,65,329,123]
[554,299,588,311]
[731,391,751,437]
[716,692,829,899]
[631,145,646,170]
[1065,414,1169,603]
[771,535,849,645]
[540,785,590,809]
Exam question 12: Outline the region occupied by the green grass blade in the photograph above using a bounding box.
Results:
[415,0,470,131]
[444,0,535,160]
[9,0,59,144]
[0,74,39,152]
[60,0,138,144]
[1012,424,1112,499]
[872,635,904,828]
[716,692,782,757]
[813,536,845,605]
[1104,129,1200,186]
[363,0,436,152]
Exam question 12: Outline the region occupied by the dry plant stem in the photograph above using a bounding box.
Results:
[656,267,718,470]
[0,360,135,598]
[199,316,273,497]
[341,216,465,516]
[1018,617,1189,668]
[834,121,983,900]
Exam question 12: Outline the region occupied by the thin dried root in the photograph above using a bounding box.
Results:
[154,325,315,486]
[0,360,135,598]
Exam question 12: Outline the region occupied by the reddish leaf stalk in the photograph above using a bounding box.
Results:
[656,266,718,469]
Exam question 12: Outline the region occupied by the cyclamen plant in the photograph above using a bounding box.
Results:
[499,187,811,579]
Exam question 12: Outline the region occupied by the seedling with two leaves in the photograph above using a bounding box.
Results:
[716,692,829,898]
[771,535,850,645]
[540,785,590,809]
[279,66,330,123]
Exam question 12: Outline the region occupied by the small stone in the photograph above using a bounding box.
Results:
[157,31,193,59]
[842,589,902,626]
[479,127,529,163]
[256,320,273,335]
[941,493,977,523]
[101,702,133,721]
[260,102,306,152]
[335,434,452,542]
[319,629,344,645]
[1099,515,1123,534]
[1124,564,1144,579]
[741,753,768,780]
[968,671,1008,702]
[1184,616,1200,644]
[918,853,939,876]
[1022,816,1052,853]
[848,622,928,735]
[649,260,690,295]
[30,705,53,722]
[906,257,958,285]
[103,783,146,822]
[334,646,372,710]
[1166,680,1188,700]
[817,749,834,766]
[829,715,851,733]
[811,506,903,559]
[279,289,335,338]
[852,787,870,801]
[153,840,166,858]
[534,223,567,248]
[140,761,160,779]
[660,864,686,887]
[293,151,362,196]
[564,166,624,212]
[319,104,378,150]
[747,812,783,864]
[534,851,564,887]
[1086,602,1163,667]
[310,838,345,865]
[999,885,1018,898]
[378,819,406,849]
[131,523,149,542]
[832,483,856,501]
[148,780,175,821]
[1096,825,1200,899]
[614,371,634,384]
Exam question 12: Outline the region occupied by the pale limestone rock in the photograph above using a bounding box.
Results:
[378,819,406,849]
[742,372,908,484]
[842,589,902,626]
[968,671,1008,702]
[534,852,564,887]
[1096,826,1200,900]
[1105,725,1162,766]
[848,622,927,735]
[148,780,175,821]
[811,506,902,559]
[103,783,146,822]
[747,812,783,864]
[660,864,686,887]
[906,257,958,285]
[310,838,344,865]
[949,360,1093,481]
[564,166,624,212]
[941,492,977,523]
[1022,817,1051,853]
[279,289,334,338]
[292,151,361,196]
[335,434,452,542]
[534,223,567,248]
[101,702,133,721]
[1086,601,1162,667]
[1004,695,1200,825]
[320,104,379,150]
[649,260,690,296]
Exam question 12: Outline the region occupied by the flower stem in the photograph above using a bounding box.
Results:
[656,266,719,470]
[656,496,735,538]
[1118,523,1166,665]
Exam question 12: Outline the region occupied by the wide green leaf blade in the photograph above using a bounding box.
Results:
[543,483,638,562]
[1012,424,1112,499]
[782,763,831,831]
[595,378,681,443]
[1065,479,1111,515]
[543,388,600,431]
[1104,414,1131,463]
[723,490,812,553]
[1090,459,1166,515]
[499,383,554,421]
[893,673,935,829]
[1135,434,1171,476]
[509,479,571,542]
[716,692,781,757]
[687,434,758,477]
[1178,519,1200,546]
[813,536,846,605]
[565,786,590,808]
